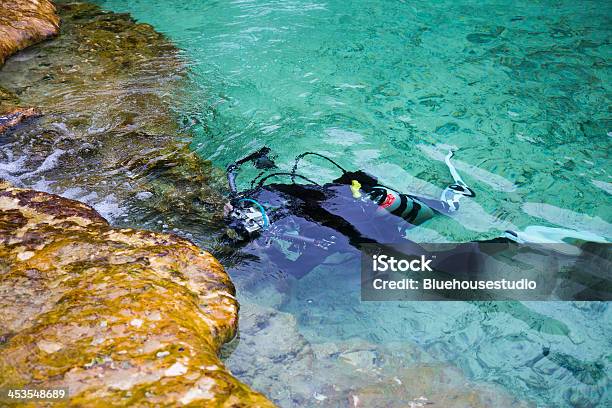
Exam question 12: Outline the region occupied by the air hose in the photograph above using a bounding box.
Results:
[290,152,348,183]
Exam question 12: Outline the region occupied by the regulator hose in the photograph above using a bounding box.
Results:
[290,152,348,183]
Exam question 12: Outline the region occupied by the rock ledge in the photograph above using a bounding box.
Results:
[0,0,60,65]
[0,181,275,407]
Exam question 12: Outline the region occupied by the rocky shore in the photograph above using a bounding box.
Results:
[0,0,58,131]
[0,1,273,406]
[0,181,274,406]
[0,0,228,234]
[0,2,554,407]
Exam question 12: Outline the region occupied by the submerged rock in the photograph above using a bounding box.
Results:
[0,1,228,232]
[0,106,40,133]
[0,0,60,65]
[0,80,40,134]
[225,300,533,407]
[0,181,275,407]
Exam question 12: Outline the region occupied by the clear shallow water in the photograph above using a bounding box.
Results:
[91,1,612,406]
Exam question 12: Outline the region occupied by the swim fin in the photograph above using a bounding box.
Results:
[440,150,475,212]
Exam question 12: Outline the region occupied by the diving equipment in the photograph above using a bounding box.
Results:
[227,146,276,195]
[367,187,435,225]
[226,148,276,237]
[350,180,362,198]
[335,150,474,223]
[440,150,475,212]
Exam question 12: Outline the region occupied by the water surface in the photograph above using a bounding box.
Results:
[92,0,611,406]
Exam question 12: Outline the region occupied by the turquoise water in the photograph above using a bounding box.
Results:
[93,1,611,406]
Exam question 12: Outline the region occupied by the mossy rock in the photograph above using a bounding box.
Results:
[0,1,228,230]
[0,182,275,407]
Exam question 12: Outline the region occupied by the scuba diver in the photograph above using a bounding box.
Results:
[221,146,610,301]
[222,147,476,277]
[224,147,474,237]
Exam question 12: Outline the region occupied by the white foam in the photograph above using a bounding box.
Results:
[30,178,54,193]
[1,148,65,190]
[135,191,154,200]
[58,188,127,222]
[1,146,128,222]
[0,155,27,175]
[0,173,22,186]
[0,153,28,186]
[20,149,65,179]
[80,191,99,203]
[90,194,126,221]
[60,187,86,200]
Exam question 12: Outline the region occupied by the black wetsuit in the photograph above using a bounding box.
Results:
[234,181,446,278]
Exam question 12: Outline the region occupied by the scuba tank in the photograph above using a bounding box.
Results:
[334,170,436,226]
[339,150,474,225]
[367,187,435,225]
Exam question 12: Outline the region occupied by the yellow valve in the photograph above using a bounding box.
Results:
[350,179,362,198]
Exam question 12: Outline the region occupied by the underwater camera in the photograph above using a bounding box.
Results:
[224,147,276,239]
[225,198,269,238]
[223,146,349,240]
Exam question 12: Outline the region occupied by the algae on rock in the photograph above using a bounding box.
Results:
[0,181,275,407]
[0,2,275,405]
[0,1,228,235]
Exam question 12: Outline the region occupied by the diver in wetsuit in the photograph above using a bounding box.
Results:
[225,156,477,279]
[225,149,475,242]
[223,148,612,296]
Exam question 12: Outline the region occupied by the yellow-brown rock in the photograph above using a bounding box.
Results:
[0,106,40,133]
[0,182,275,407]
[0,0,60,65]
